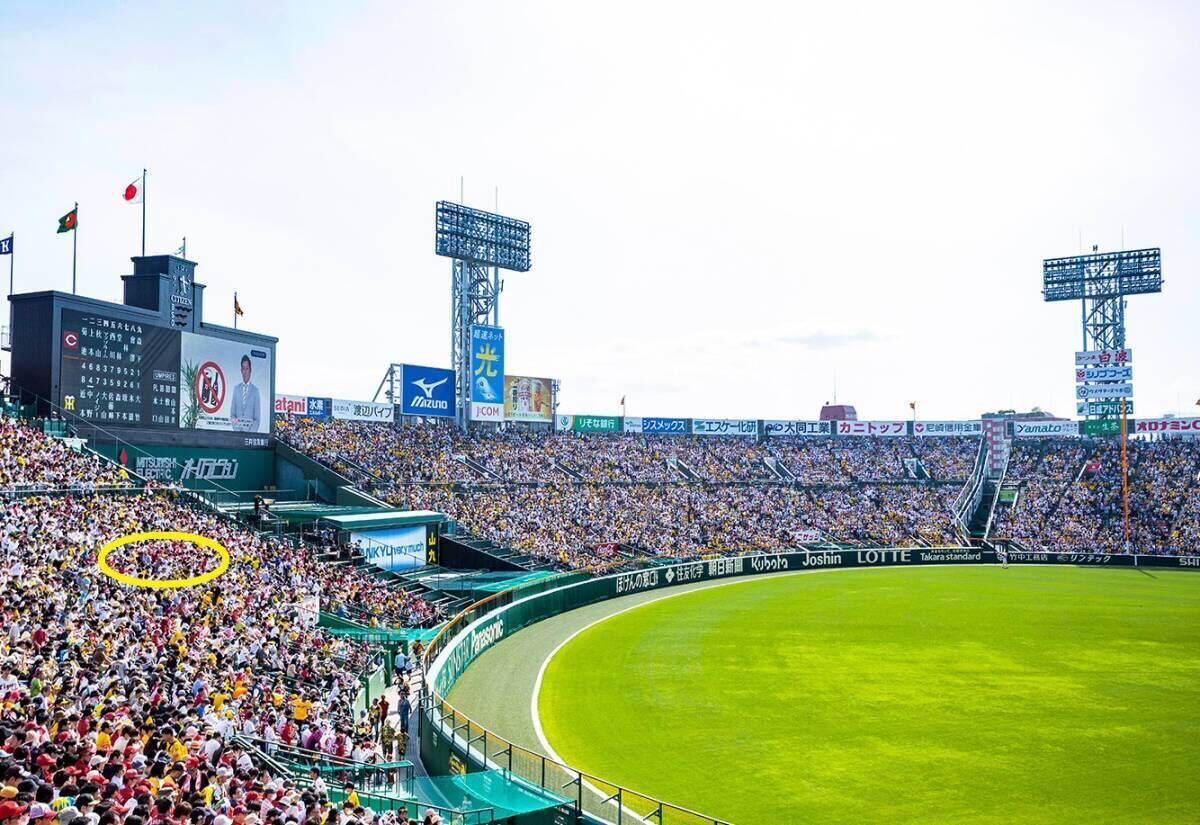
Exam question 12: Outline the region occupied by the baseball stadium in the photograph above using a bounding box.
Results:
[1,4,1199,825]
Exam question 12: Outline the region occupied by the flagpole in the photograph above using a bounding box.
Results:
[72,202,78,294]
[8,233,13,297]
[141,169,147,256]
[234,292,238,330]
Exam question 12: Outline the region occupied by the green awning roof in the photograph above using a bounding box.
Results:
[323,509,446,530]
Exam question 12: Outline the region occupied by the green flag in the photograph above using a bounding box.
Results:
[57,209,78,233]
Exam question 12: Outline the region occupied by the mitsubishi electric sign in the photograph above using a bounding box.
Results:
[400,364,455,418]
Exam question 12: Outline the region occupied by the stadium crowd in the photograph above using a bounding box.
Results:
[0,481,443,825]
[274,418,978,486]
[0,418,130,490]
[277,417,1200,561]
[276,418,969,564]
[993,437,1200,554]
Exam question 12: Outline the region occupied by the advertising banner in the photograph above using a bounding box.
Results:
[1075,366,1133,382]
[305,397,331,420]
[353,525,428,572]
[180,333,271,434]
[1075,348,1132,366]
[294,595,320,628]
[503,375,553,422]
[1014,420,1079,437]
[836,421,908,437]
[1078,401,1132,416]
[332,398,395,422]
[400,364,455,418]
[1075,383,1133,399]
[1134,417,1200,435]
[624,416,689,434]
[691,418,758,436]
[764,420,832,437]
[274,394,308,416]
[1081,419,1121,436]
[470,325,505,421]
[912,421,983,437]
[558,415,621,433]
[94,443,274,490]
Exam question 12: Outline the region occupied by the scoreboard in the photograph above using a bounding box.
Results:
[56,307,273,440]
[59,309,181,427]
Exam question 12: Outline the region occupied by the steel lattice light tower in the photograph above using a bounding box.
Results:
[1042,247,1162,353]
[435,201,531,431]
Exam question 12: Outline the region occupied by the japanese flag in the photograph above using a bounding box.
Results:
[123,177,143,204]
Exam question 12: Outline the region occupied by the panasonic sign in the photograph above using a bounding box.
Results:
[400,364,456,418]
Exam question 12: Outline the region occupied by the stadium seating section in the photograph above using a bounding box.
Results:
[275,418,1200,563]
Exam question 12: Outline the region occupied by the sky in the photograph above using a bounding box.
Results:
[1,1,1197,421]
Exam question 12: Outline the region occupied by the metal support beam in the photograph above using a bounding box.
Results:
[451,258,500,432]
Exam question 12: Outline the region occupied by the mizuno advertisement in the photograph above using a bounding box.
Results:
[400,364,455,418]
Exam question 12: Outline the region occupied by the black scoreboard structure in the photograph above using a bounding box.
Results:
[7,255,277,452]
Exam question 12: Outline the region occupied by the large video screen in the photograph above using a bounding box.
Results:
[58,309,272,435]
[180,333,272,434]
[59,310,182,427]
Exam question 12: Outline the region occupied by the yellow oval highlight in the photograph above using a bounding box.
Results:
[96,531,231,589]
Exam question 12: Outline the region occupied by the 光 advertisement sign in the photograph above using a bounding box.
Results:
[400,364,455,418]
[470,325,505,422]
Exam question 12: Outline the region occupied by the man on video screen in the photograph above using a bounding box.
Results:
[230,354,262,432]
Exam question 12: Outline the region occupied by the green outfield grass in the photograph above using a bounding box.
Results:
[537,566,1200,824]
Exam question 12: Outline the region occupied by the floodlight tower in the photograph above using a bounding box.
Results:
[1042,247,1162,353]
[1043,246,1162,549]
[435,201,531,431]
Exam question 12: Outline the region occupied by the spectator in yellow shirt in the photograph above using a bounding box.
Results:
[292,695,314,722]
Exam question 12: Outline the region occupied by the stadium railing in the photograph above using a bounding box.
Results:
[952,437,989,540]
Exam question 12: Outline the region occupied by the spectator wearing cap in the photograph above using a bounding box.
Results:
[0,800,29,825]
